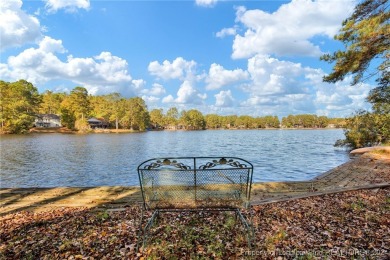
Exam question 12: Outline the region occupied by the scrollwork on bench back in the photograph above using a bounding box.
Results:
[143,158,191,170]
[198,157,248,169]
[141,157,249,171]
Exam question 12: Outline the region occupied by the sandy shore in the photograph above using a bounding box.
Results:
[1,148,389,216]
[0,148,389,259]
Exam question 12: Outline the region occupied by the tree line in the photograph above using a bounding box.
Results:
[2,1,388,148]
[0,80,345,134]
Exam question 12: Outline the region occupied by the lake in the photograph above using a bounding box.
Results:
[0,129,349,188]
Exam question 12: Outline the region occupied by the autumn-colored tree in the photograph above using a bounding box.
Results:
[89,95,111,120]
[149,109,164,129]
[335,110,389,148]
[39,90,65,115]
[165,107,179,128]
[59,105,76,130]
[281,114,341,129]
[0,80,41,133]
[265,116,280,128]
[205,114,221,129]
[367,70,390,114]
[0,80,348,134]
[68,87,91,120]
[322,0,389,148]
[328,118,346,128]
[180,109,205,130]
[59,86,91,130]
[321,0,389,87]
[235,115,253,129]
[120,97,149,131]
[107,93,124,130]
[222,115,238,129]
[317,116,330,128]
[89,93,125,130]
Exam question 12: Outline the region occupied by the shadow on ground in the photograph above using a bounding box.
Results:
[1,151,389,215]
[0,186,143,216]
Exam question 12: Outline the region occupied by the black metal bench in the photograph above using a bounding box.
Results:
[137,157,254,249]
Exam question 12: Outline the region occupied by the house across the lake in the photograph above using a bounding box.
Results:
[34,114,62,128]
[87,118,110,129]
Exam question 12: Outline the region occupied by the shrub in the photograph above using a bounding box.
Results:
[335,110,390,149]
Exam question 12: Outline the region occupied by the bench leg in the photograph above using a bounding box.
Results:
[137,209,159,251]
[136,205,145,252]
[235,209,254,250]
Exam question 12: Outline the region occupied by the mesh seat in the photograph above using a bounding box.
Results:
[138,157,253,210]
[137,157,254,250]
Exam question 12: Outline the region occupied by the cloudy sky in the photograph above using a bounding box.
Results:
[0,0,373,117]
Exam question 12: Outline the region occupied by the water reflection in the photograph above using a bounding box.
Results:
[0,130,349,187]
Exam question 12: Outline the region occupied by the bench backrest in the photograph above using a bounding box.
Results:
[138,157,254,210]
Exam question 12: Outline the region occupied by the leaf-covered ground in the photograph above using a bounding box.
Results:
[1,187,389,259]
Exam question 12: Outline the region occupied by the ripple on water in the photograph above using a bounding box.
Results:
[0,130,350,187]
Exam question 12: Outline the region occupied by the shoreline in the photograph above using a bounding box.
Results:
[1,149,389,258]
[27,127,140,134]
[12,126,344,135]
[1,148,389,215]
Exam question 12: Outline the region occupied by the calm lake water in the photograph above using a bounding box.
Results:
[0,130,349,188]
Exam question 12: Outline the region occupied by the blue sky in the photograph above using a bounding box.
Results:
[0,0,373,117]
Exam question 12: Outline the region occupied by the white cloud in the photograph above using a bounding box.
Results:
[149,54,370,117]
[0,0,42,51]
[1,36,136,95]
[131,79,146,92]
[241,55,371,117]
[216,27,237,38]
[215,90,234,107]
[232,0,355,58]
[142,95,160,104]
[244,96,280,107]
[162,95,175,103]
[314,78,372,114]
[316,92,352,106]
[38,36,66,53]
[241,92,316,117]
[205,63,249,90]
[141,83,166,96]
[44,0,90,13]
[246,55,309,96]
[93,52,131,83]
[195,0,218,7]
[161,81,207,105]
[148,57,197,80]
[0,0,370,118]
[176,80,207,105]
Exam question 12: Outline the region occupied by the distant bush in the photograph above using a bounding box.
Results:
[335,110,390,149]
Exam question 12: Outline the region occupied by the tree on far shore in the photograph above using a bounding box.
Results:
[39,90,64,115]
[1,80,346,133]
[59,86,91,130]
[150,108,164,129]
[0,80,41,134]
